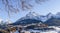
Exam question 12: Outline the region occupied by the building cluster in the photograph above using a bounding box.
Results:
[7,22,49,33]
[1,22,60,33]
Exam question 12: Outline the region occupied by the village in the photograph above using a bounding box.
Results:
[0,22,60,33]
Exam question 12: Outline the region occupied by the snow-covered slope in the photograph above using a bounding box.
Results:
[0,18,4,25]
[54,12,60,18]
[39,13,53,22]
[12,12,60,25]
[5,19,13,24]
[16,12,54,23]
[20,12,39,20]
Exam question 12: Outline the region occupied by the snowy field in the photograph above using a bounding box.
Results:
[11,26,60,33]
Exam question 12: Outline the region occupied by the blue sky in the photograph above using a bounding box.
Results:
[0,0,60,22]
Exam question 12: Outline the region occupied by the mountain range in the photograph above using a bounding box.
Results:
[12,12,60,26]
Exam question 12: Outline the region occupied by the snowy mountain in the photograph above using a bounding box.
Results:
[19,12,53,22]
[54,12,60,18]
[38,13,54,22]
[20,12,39,20]
[5,19,13,24]
[44,12,60,26]
[12,12,53,25]
[46,13,53,18]
[0,18,13,25]
[44,17,60,26]
[12,12,60,26]
[12,12,42,25]
[0,18,4,25]
[39,16,48,22]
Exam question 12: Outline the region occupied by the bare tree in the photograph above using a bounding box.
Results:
[0,0,48,16]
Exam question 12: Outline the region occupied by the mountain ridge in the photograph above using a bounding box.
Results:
[12,12,60,26]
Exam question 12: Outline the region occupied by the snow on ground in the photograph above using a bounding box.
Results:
[40,31,58,33]
[12,26,60,33]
